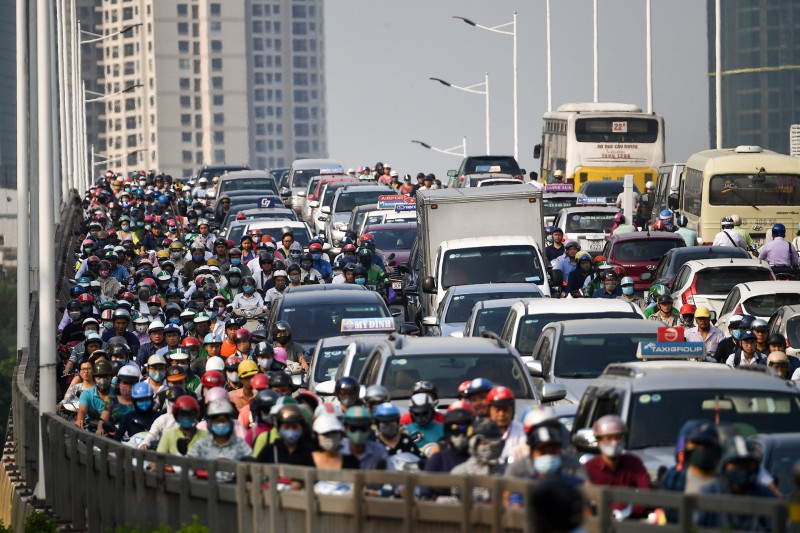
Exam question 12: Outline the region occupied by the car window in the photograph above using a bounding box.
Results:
[313,345,348,383]
[694,268,773,295]
[785,317,800,350]
[516,311,642,355]
[652,256,669,282]
[471,307,514,336]
[564,212,616,233]
[538,335,553,374]
[613,239,682,262]
[369,228,418,250]
[442,246,544,288]
[220,178,278,195]
[673,265,691,292]
[278,301,390,344]
[543,197,580,217]
[744,293,800,317]
[719,287,741,317]
[501,309,518,343]
[463,157,521,176]
[445,291,542,324]
[553,333,657,378]
[335,190,388,213]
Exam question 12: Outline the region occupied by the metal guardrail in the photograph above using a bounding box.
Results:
[5,190,796,532]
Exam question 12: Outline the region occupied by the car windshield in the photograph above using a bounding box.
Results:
[446,291,542,324]
[313,345,349,383]
[200,166,248,182]
[786,317,800,348]
[564,212,616,233]
[368,228,417,251]
[553,333,656,378]
[442,246,544,289]
[694,268,773,295]
[322,184,348,207]
[628,390,800,449]
[382,353,533,400]
[292,169,341,188]
[744,293,800,317]
[464,157,521,176]
[580,182,640,196]
[278,303,390,344]
[614,239,682,262]
[667,249,748,276]
[250,226,311,247]
[543,197,579,217]
[220,178,278,196]
[516,312,640,355]
[471,307,514,336]
[336,190,388,212]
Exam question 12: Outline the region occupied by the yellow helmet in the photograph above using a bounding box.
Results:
[237,359,260,379]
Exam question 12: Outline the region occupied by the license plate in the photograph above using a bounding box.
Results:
[392,281,402,290]
[589,241,603,251]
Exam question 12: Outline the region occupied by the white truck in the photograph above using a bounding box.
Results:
[414,185,554,319]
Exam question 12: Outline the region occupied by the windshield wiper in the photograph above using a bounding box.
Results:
[725,187,760,211]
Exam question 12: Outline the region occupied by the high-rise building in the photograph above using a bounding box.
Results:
[91,0,327,179]
[0,0,16,188]
[708,0,800,154]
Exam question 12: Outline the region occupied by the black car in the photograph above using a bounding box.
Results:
[196,163,250,183]
[650,246,750,289]
[578,181,640,206]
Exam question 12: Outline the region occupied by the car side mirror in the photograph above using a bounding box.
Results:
[308,200,319,208]
[449,331,464,338]
[710,310,718,325]
[422,316,439,327]
[321,206,331,215]
[550,268,564,288]
[541,383,567,403]
[667,193,679,211]
[533,144,542,159]
[280,187,292,198]
[421,276,436,294]
[314,380,335,396]
[526,359,543,377]
[398,322,420,336]
[572,428,598,452]
[447,169,457,178]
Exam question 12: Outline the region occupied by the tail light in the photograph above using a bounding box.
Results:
[734,304,743,315]
[682,276,698,306]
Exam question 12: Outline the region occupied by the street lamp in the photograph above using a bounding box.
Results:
[79,22,142,44]
[411,137,467,158]
[85,82,143,103]
[91,147,147,173]
[430,74,490,154]
[453,12,517,160]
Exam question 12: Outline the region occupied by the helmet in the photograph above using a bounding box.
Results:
[443,407,474,429]
[750,318,768,331]
[252,389,280,413]
[657,294,674,305]
[592,415,627,437]
[268,371,292,389]
[67,299,81,310]
[203,332,222,345]
[343,405,372,427]
[527,425,562,447]
[172,395,200,414]
[659,209,673,222]
[645,180,654,189]
[77,293,94,305]
[719,434,761,469]
[409,392,434,410]
[271,321,292,337]
[251,373,269,390]
[738,315,756,330]
[117,363,141,383]
[205,356,225,373]
[335,376,359,395]
[652,220,665,231]
[467,378,493,396]
[232,328,252,343]
[620,276,634,287]
[131,382,154,400]
[487,386,515,408]
[69,285,85,298]
[728,314,744,329]
[767,333,787,347]
[206,399,235,418]
[93,360,114,377]
[275,404,306,425]
[564,241,580,251]
[457,380,472,398]
[721,216,734,229]
[224,354,242,371]
[373,402,401,421]
[614,212,625,224]
[238,360,260,379]
[411,381,437,401]
[364,385,390,406]
[680,304,696,315]
[522,407,559,432]
[675,214,688,228]
[772,223,786,238]
[252,341,274,358]
[203,386,228,404]
[648,284,669,299]
[112,308,130,321]
[181,337,201,349]
[471,419,503,440]
[313,414,344,435]
[767,351,790,366]
[201,370,226,389]
[576,252,592,263]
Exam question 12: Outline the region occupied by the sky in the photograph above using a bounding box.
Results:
[324,0,709,178]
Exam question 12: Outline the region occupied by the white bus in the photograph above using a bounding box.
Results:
[674,146,800,248]
[536,103,665,192]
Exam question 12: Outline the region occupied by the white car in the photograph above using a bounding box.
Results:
[244,220,315,249]
[669,258,775,315]
[551,206,619,256]
[716,280,800,332]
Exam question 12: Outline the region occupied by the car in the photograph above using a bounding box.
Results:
[219,195,283,228]
[196,163,250,184]
[297,174,325,221]
[570,360,800,480]
[269,167,289,185]
[424,283,544,338]
[356,208,417,238]
[649,246,751,289]
[222,209,297,242]
[343,203,379,237]
[750,433,800,496]
[499,298,644,358]
[578,181,640,207]
[324,184,394,248]
[242,220,314,249]
[527,319,661,405]
[356,334,565,411]
[670,258,775,315]
[263,285,395,352]
[470,177,524,188]
[551,206,619,256]
[360,222,417,266]
[400,238,424,325]
[717,281,800,332]
[307,334,393,394]
[766,305,800,355]
[283,159,344,214]
[542,192,584,226]
[216,170,279,202]
[447,155,526,186]
[462,297,530,337]
[601,231,687,292]
[301,176,359,224]
[311,180,370,236]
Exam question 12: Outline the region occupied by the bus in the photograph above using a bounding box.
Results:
[674,146,800,248]
[536,103,665,192]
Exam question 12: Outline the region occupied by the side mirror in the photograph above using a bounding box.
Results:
[667,193,679,211]
[386,252,396,261]
[447,169,457,178]
[550,268,564,288]
[320,206,331,215]
[314,379,335,396]
[398,323,420,336]
[322,243,332,252]
[308,200,319,208]
[421,276,436,294]
[280,187,292,198]
[541,383,567,403]
[391,309,402,317]
[297,191,307,198]
[397,262,410,273]
[449,331,464,338]
[422,316,439,327]
[709,310,718,325]
[533,144,542,159]
[526,359,543,377]
[572,428,598,452]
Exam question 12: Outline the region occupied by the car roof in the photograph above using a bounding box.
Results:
[551,318,661,335]
[291,158,342,168]
[203,163,250,171]
[339,184,393,192]
[665,246,749,259]
[284,284,366,295]
[375,334,515,357]
[609,231,686,243]
[596,361,800,393]
[511,298,641,314]
[557,206,619,214]
[238,207,293,216]
[246,220,308,230]
[732,280,800,295]
[222,170,275,180]
[363,222,417,231]
[446,283,543,297]
[543,192,584,198]
[279,286,384,303]
[471,297,531,311]
[680,258,771,270]
[319,334,392,348]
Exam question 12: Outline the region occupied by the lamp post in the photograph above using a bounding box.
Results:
[79,22,142,44]
[411,137,467,158]
[593,0,599,102]
[85,82,143,103]
[430,74,490,154]
[453,12,517,160]
[91,147,146,174]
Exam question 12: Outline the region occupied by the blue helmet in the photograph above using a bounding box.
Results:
[467,378,493,396]
[70,285,86,298]
[157,194,170,205]
[132,381,154,400]
[738,315,756,330]
[659,209,673,222]
[772,223,786,238]
[373,402,401,421]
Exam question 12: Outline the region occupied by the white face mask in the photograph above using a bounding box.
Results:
[135,324,148,334]
[599,441,624,459]
[227,371,240,384]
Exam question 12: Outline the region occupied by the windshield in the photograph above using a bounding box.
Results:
[382,353,533,400]
[543,197,580,217]
[516,312,641,355]
[564,212,616,233]
[464,157,521,175]
[251,226,311,247]
[220,178,278,196]
[709,175,800,206]
[613,239,682,262]
[628,390,800,449]
[200,166,248,182]
[446,290,542,324]
[290,169,318,188]
[368,228,417,251]
[580,182,640,197]
[322,183,349,207]
[744,293,800,317]
[575,118,659,143]
[336,191,389,213]
[442,246,544,289]
[553,333,656,378]
[471,307,514,336]
[313,345,349,383]
[278,303,390,344]
[694,268,773,295]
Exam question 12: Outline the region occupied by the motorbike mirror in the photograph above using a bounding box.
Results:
[387,252,396,261]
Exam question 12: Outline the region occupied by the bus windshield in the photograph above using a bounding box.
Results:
[709,174,800,206]
[575,118,659,144]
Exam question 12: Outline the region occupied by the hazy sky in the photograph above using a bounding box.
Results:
[324,0,708,178]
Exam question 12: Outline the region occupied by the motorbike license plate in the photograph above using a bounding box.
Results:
[391,281,402,290]
[589,241,603,251]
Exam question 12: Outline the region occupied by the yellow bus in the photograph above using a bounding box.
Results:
[674,146,800,248]
[536,103,665,192]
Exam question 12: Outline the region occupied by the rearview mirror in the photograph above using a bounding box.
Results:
[533,144,542,159]
[320,206,331,215]
[541,383,567,403]
[667,193,679,211]
[572,428,598,452]
[422,316,439,327]
[550,268,564,289]
[398,323,420,336]
[314,380,335,396]
[526,359,543,377]
[701,399,733,411]
[421,276,436,294]
[297,191,306,198]
[308,200,319,208]
[447,169,457,178]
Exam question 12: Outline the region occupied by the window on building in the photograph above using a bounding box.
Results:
[177,4,188,17]
[210,21,221,34]
[293,22,306,35]
[182,132,192,143]
[275,56,282,67]
[253,20,263,33]
[252,4,262,16]
[214,149,225,161]
[293,56,308,68]
[127,134,137,147]
[295,140,310,153]
[125,97,136,111]
[178,40,189,53]
[255,107,265,118]
[214,113,224,125]
[267,123,274,134]
[275,124,282,135]
[182,150,192,163]
[210,3,221,16]
[254,55,264,68]
[292,5,307,17]
[179,59,190,70]
[256,124,266,135]
[194,79,201,91]
[294,90,308,103]
[195,133,203,147]
[196,152,204,165]
[180,95,191,108]
[212,77,223,89]
[292,39,307,52]
[177,22,188,35]
[181,114,191,126]
[275,107,282,119]
[275,140,283,150]
[124,43,135,57]
[254,39,263,51]
[274,39,281,51]
[255,89,265,101]
[294,107,309,120]
[213,95,224,106]
[294,73,308,85]
[211,58,223,71]
[255,140,266,152]
[126,117,137,129]
[213,131,225,144]
[255,72,264,84]
[179,78,190,90]
[295,123,309,137]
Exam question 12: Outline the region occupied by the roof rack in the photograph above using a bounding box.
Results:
[480,330,507,349]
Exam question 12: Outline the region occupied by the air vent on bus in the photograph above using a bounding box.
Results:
[734,145,762,153]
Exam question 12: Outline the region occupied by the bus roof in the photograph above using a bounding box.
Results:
[685,146,800,175]
[554,102,642,113]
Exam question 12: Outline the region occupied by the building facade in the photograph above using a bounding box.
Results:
[91,0,327,179]
[708,0,800,154]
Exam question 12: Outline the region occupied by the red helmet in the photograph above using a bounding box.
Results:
[447,399,474,413]
[181,337,201,348]
[652,220,665,231]
[143,277,157,288]
[233,328,251,343]
[612,265,626,279]
[343,243,356,253]
[147,295,163,307]
[487,386,515,407]
[172,395,200,414]
[614,212,625,224]
[360,233,374,243]
[680,304,696,315]
[78,293,94,304]
[201,370,225,389]
[225,354,242,370]
[457,380,472,398]
[87,255,100,264]
[251,373,269,390]
[309,242,323,252]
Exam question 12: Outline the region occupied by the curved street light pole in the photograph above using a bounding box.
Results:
[411,137,467,158]
[430,75,490,153]
[85,82,143,103]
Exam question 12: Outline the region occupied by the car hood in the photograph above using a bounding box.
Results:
[383,249,410,266]
[629,446,676,480]
[554,377,592,405]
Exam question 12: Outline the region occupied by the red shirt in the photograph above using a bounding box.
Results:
[585,454,651,514]
[399,411,445,426]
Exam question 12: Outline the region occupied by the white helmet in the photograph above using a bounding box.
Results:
[205,356,225,372]
[198,177,209,185]
[730,214,742,226]
[313,414,344,435]
[645,180,654,190]
[118,363,141,381]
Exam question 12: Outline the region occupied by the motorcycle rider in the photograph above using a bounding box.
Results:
[712,217,747,249]
[564,252,593,296]
[231,275,267,316]
[648,294,680,326]
[271,321,308,371]
[758,223,799,276]
[592,271,623,299]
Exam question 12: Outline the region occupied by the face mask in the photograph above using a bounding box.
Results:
[170,251,182,260]
[138,291,150,301]
[599,441,624,459]
[176,416,197,430]
[100,269,111,279]
[148,305,161,315]
[579,263,591,273]
[355,278,366,286]
[379,421,399,438]
[725,468,755,490]
[69,311,82,321]
[279,428,302,444]
[103,321,114,330]
[243,285,255,294]
[95,377,111,391]
[135,400,153,411]
[475,439,504,463]
[121,224,130,231]
[192,254,203,263]
[149,370,165,383]
[195,325,210,336]
[732,329,743,340]
[257,358,272,370]
[276,334,291,345]
[227,371,240,384]
[85,327,98,335]
[168,317,181,325]
[622,286,634,296]
[319,433,342,452]
[411,410,432,427]
[229,276,241,287]
[687,448,718,471]
[346,428,369,446]
[289,275,301,284]
[84,247,93,254]
[135,324,148,334]
[300,261,312,270]
[605,282,618,291]
[533,454,562,474]
[289,251,301,259]
[449,433,469,451]
[311,253,321,261]
[230,258,241,266]
[183,321,195,331]
[209,422,233,437]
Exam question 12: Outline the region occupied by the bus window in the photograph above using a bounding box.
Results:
[682,169,703,217]
[709,174,800,206]
[574,118,660,144]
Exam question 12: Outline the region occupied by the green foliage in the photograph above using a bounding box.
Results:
[115,515,211,533]
[0,270,16,441]
[23,510,56,533]
[0,518,11,533]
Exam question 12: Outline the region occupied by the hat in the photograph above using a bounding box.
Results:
[147,354,167,367]
[553,170,565,179]
[767,351,789,365]
[740,329,756,341]
[694,306,711,318]
[273,270,288,278]
[148,320,165,332]
[166,365,187,382]
[169,348,190,361]
[163,323,182,335]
